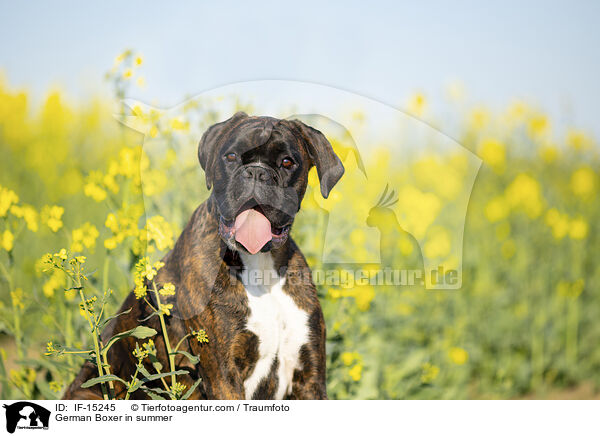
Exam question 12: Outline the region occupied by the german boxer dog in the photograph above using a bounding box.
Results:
[63,112,344,400]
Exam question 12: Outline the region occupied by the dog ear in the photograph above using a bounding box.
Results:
[198,111,248,189]
[288,120,345,198]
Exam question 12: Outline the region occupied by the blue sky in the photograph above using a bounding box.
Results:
[1,1,599,136]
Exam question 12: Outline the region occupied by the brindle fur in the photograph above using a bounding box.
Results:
[64,113,339,400]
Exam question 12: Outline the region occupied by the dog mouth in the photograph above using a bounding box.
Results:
[218,201,291,254]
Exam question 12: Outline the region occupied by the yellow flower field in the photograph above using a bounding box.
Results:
[0,51,599,399]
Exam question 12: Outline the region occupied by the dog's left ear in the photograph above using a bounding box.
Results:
[288,120,345,198]
[198,111,248,189]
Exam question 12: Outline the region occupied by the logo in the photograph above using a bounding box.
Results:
[2,402,50,433]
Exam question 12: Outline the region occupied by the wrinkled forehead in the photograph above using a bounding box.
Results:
[224,118,301,155]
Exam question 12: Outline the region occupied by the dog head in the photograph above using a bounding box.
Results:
[198,112,344,254]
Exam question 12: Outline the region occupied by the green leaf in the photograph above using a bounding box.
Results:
[170,350,200,365]
[81,374,126,388]
[141,387,169,400]
[138,310,161,322]
[140,369,188,383]
[0,350,9,398]
[127,379,143,393]
[138,365,152,379]
[99,307,133,330]
[103,326,157,353]
[148,354,163,372]
[180,378,202,400]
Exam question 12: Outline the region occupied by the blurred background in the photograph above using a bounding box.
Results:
[0,1,599,399]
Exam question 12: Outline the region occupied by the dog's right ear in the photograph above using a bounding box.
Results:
[198,111,248,189]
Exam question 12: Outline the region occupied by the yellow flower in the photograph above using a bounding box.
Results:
[41,205,64,232]
[423,226,451,259]
[135,56,143,66]
[49,381,63,393]
[134,279,147,299]
[70,256,86,265]
[539,144,559,163]
[448,347,469,365]
[169,382,186,396]
[0,186,19,217]
[117,147,141,178]
[421,363,440,383]
[350,229,366,246]
[353,286,375,312]
[45,341,58,355]
[469,107,490,130]
[194,329,209,343]
[10,204,38,232]
[341,352,355,366]
[557,279,584,299]
[11,288,25,309]
[504,174,543,219]
[1,229,14,251]
[479,137,506,172]
[123,68,133,79]
[71,222,99,252]
[397,185,441,239]
[568,217,588,240]
[114,52,127,65]
[407,92,427,117]
[170,118,189,131]
[348,363,362,381]
[43,269,66,298]
[160,303,173,316]
[54,248,68,261]
[134,257,164,283]
[527,114,549,138]
[133,345,149,361]
[83,171,107,202]
[104,213,119,232]
[545,209,569,240]
[570,167,596,199]
[145,216,174,252]
[159,282,176,296]
[485,196,509,223]
[398,235,414,256]
[567,129,592,151]
[104,237,118,251]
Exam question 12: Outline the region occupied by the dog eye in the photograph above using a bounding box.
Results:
[224,152,237,162]
[281,157,294,169]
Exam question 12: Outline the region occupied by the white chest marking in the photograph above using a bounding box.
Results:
[239,252,309,400]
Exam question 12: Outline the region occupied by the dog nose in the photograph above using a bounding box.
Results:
[242,165,272,183]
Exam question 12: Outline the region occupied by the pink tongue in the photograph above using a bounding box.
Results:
[234,209,272,254]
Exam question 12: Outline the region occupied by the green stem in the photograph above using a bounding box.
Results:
[102,254,110,295]
[0,261,12,287]
[153,366,171,391]
[13,307,23,359]
[79,287,109,400]
[173,333,192,353]
[64,309,73,367]
[566,298,579,366]
[124,365,140,400]
[152,283,176,387]
[101,351,116,399]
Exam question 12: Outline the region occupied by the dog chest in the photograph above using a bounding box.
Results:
[239,253,309,399]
